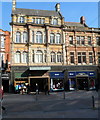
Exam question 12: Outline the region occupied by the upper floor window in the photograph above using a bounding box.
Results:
[51,52,56,63]
[36,50,43,63]
[69,36,73,45]
[23,32,28,43]
[78,52,86,64]
[16,32,21,43]
[15,51,21,63]
[1,36,4,48]
[76,36,85,45]
[56,34,61,44]
[36,18,41,24]
[70,52,74,64]
[52,18,58,25]
[57,52,62,63]
[32,18,35,23]
[19,16,25,23]
[50,33,55,44]
[88,36,92,45]
[22,51,28,63]
[89,52,93,64]
[96,37,100,46]
[36,31,43,43]
[32,31,34,43]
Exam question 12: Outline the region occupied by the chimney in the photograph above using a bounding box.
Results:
[55,3,60,12]
[80,16,86,24]
[12,0,16,11]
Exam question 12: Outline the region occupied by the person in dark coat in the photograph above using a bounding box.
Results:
[44,84,50,95]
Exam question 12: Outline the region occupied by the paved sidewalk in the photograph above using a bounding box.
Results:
[1,90,99,119]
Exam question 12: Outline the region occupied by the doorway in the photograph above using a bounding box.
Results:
[30,78,48,92]
[77,77,88,90]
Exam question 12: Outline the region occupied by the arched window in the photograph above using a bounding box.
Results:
[23,32,28,43]
[15,51,21,63]
[56,33,61,44]
[16,32,21,43]
[36,50,43,63]
[50,33,55,44]
[36,31,43,43]
[57,52,62,63]
[22,51,27,63]
[51,52,56,63]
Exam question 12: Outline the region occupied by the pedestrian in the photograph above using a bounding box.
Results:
[0,86,6,111]
[44,83,50,95]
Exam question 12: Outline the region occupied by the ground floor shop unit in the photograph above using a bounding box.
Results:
[10,65,98,93]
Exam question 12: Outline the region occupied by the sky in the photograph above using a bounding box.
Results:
[1,2,98,31]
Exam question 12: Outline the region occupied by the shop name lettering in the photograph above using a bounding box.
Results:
[55,74,60,76]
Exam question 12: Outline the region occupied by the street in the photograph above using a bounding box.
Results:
[1,90,99,119]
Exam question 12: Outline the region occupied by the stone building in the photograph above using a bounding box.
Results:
[10,0,100,92]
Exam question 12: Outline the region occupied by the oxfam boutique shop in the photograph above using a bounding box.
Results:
[50,72,64,91]
[68,71,96,90]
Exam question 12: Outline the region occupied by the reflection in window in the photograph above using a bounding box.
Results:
[23,32,27,43]
[22,51,27,63]
[57,52,62,62]
[50,33,55,44]
[56,34,61,44]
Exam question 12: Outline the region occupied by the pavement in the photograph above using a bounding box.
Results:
[0,90,100,119]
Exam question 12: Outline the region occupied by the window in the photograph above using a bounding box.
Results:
[36,31,43,43]
[76,36,85,45]
[32,31,34,43]
[96,37,100,46]
[78,52,86,64]
[88,36,92,45]
[57,52,62,62]
[82,52,86,63]
[23,32,28,43]
[52,18,58,25]
[56,34,61,44]
[15,51,21,63]
[22,51,27,63]
[19,16,25,23]
[36,50,43,63]
[1,36,4,48]
[32,18,35,23]
[16,32,21,43]
[36,18,41,24]
[69,36,73,45]
[41,18,45,24]
[98,52,100,64]
[89,52,93,64]
[50,33,55,44]
[44,50,47,62]
[81,36,85,45]
[70,52,74,64]
[51,52,56,63]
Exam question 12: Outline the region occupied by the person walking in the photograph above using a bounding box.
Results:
[44,83,50,95]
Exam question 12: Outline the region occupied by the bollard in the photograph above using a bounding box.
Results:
[92,96,95,109]
[36,90,38,101]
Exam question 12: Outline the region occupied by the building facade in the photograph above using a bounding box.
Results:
[10,0,100,92]
[0,29,11,92]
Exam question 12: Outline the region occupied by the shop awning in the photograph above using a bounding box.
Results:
[29,67,51,71]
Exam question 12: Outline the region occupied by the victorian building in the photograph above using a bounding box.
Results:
[10,0,100,92]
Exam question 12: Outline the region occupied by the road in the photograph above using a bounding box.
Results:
[1,90,99,119]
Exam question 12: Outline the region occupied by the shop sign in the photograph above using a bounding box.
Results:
[29,67,51,70]
[50,72,64,78]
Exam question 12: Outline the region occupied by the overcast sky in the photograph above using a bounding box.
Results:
[1,2,98,31]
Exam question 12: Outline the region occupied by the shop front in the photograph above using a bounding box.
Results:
[49,72,64,91]
[68,71,95,90]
